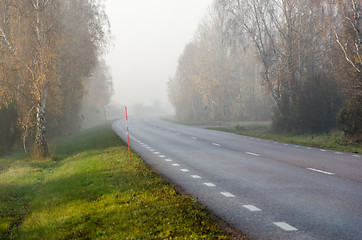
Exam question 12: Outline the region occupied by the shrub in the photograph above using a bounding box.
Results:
[338,94,362,141]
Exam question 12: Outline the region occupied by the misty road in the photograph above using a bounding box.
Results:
[112,117,362,240]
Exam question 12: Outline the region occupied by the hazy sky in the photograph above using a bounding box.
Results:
[105,0,213,110]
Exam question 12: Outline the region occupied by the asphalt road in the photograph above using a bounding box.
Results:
[112,117,362,240]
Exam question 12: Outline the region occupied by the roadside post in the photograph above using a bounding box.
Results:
[125,106,131,157]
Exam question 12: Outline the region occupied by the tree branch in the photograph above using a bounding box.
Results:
[335,30,361,72]
[0,27,35,78]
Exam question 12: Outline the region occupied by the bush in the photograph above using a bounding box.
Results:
[338,94,362,141]
[272,73,341,134]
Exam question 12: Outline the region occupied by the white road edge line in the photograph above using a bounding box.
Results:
[220,192,235,197]
[246,152,261,157]
[307,168,335,176]
[243,205,261,212]
[273,222,298,231]
[353,155,360,158]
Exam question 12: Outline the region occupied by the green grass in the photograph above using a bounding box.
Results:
[210,123,362,154]
[0,124,238,239]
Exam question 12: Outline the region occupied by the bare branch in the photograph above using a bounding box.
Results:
[0,79,31,101]
[45,23,53,35]
[28,0,36,9]
[0,27,35,78]
[335,30,361,72]
[44,0,52,8]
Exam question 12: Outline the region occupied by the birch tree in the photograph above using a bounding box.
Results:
[335,0,362,139]
[0,0,111,156]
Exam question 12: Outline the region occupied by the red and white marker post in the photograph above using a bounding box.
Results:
[125,106,131,157]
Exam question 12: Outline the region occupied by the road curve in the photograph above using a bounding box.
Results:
[112,117,362,240]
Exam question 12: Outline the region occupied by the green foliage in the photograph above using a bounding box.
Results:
[338,94,362,141]
[0,124,234,239]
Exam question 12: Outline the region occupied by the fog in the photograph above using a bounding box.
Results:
[105,0,213,113]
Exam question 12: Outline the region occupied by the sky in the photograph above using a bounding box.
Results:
[105,0,213,111]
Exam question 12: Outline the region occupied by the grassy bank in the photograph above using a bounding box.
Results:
[0,124,237,239]
[210,123,362,154]
[162,116,361,153]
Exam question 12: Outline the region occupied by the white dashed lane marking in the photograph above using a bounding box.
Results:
[172,164,180,167]
[154,152,160,154]
[320,149,327,152]
[165,159,172,162]
[335,152,343,155]
[243,205,261,212]
[212,143,221,147]
[246,152,261,157]
[191,175,201,179]
[307,168,335,176]
[273,222,298,231]
[191,137,198,140]
[159,155,165,158]
[353,155,360,158]
[220,192,235,197]
[204,183,216,187]
[180,169,189,172]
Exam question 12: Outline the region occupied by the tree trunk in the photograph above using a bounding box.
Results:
[35,102,48,157]
[35,85,49,157]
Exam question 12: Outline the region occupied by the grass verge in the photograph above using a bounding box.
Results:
[162,116,361,153]
[210,123,362,154]
[0,124,239,239]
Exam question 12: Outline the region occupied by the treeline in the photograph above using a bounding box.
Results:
[169,0,361,140]
[0,0,112,155]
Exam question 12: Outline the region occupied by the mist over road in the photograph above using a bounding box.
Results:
[112,117,362,240]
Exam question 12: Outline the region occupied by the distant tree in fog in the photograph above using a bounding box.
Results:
[168,3,272,122]
[218,0,342,133]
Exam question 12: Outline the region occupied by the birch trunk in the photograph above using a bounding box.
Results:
[35,97,48,157]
